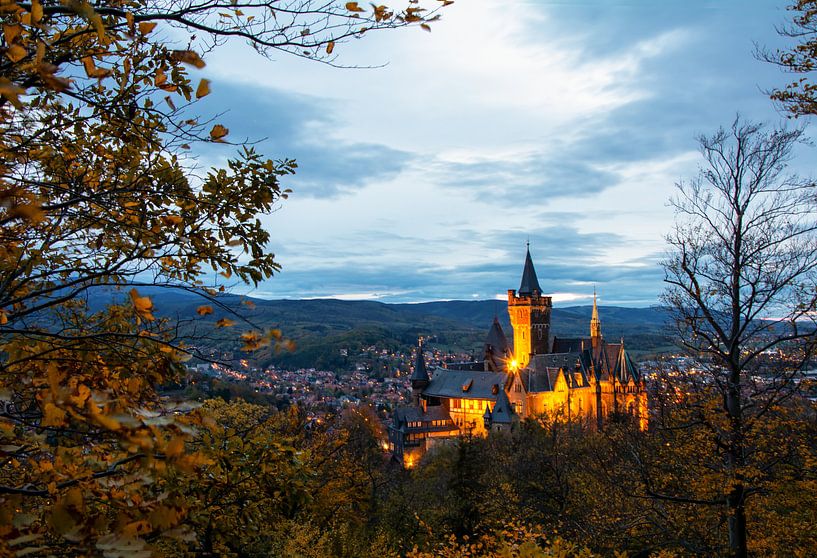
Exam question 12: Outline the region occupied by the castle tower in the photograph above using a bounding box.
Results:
[410,339,429,406]
[590,288,602,349]
[507,245,552,368]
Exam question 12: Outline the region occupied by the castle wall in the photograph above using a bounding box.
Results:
[446,397,493,436]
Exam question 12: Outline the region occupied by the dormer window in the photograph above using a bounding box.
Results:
[462,379,473,392]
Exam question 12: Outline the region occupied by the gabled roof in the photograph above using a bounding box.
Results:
[490,388,517,423]
[518,246,542,296]
[410,343,430,383]
[423,369,507,400]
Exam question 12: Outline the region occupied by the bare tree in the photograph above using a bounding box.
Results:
[661,117,817,558]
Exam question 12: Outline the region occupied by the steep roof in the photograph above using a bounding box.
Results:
[410,343,430,383]
[484,317,511,355]
[490,388,517,424]
[551,337,589,354]
[528,352,580,372]
[518,246,542,296]
[613,343,641,384]
[393,405,459,434]
[423,368,507,400]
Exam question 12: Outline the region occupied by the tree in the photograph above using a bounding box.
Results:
[760,0,817,117]
[0,0,445,553]
[661,117,817,557]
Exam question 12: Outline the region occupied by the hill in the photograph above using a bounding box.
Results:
[92,289,676,369]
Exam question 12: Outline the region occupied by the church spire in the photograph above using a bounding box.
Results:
[518,243,542,296]
[590,287,602,343]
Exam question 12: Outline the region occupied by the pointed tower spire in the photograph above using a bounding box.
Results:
[518,244,542,296]
[410,338,429,384]
[590,287,602,346]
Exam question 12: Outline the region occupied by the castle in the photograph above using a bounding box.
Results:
[388,247,648,467]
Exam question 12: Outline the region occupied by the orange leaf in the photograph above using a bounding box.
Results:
[171,50,206,69]
[165,436,185,457]
[129,288,155,321]
[195,78,211,99]
[196,305,213,316]
[345,2,365,12]
[209,124,229,142]
[6,44,27,63]
[0,78,25,109]
[326,41,335,55]
[138,21,157,35]
[31,0,43,23]
[215,317,235,328]
[42,403,66,427]
[160,214,183,227]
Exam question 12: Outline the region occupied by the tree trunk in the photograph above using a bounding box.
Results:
[726,365,747,558]
[727,484,748,558]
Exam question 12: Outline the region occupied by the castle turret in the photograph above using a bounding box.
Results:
[482,404,492,430]
[483,317,512,371]
[489,388,518,432]
[508,245,552,368]
[590,288,602,349]
[410,339,429,406]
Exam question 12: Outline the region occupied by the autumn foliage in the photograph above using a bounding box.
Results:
[0,0,446,555]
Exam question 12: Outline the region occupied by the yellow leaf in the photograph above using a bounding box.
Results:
[129,288,155,321]
[150,505,181,530]
[420,23,431,32]
[345,2,365,12]
[138,21,157,35]
[49,500,76,534]
[195,78,211,99]
[42,403,66,427]
[326,41,335,55]
[92,411,121,431]
[171,49,206,69]
[196,305,213,316]
[209,124,229,142]
[215,317,235,328]
[0,310,7,325]
[81,56,111,79]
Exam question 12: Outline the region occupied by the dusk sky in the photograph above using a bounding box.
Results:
[193,0,813,306]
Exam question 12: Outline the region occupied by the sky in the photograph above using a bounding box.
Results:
[190,0,812,306]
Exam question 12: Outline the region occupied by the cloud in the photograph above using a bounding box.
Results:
[188,0,799,306]
[430,146,619,203]
[194,83,413,198]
